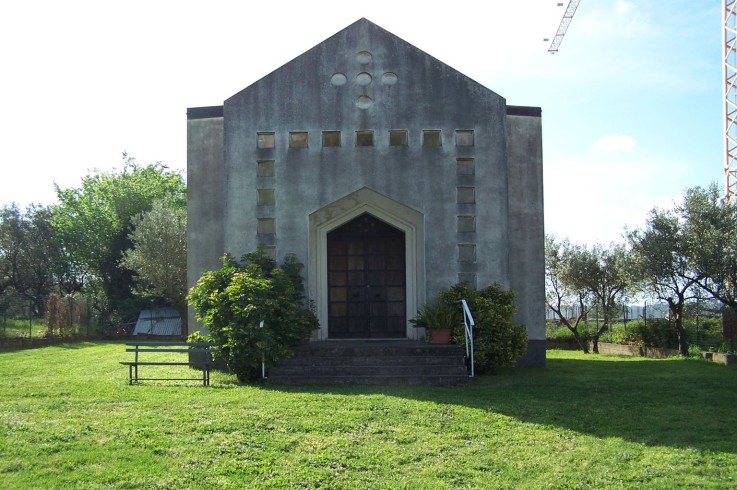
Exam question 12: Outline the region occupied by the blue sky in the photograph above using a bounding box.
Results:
[0,0,723,245]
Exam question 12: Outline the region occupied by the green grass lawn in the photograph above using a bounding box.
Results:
[1,343,736,489]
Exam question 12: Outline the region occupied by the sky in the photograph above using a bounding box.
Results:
[0,0,724,245]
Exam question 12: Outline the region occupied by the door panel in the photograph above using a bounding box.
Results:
[327,214,406,339]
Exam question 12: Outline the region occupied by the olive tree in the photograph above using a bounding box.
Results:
[563,243,633,354]
[628,207,702,355]
[121,201,187,334]
[545,235,593,353]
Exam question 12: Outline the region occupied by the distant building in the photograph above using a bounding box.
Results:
[187,19,545,365]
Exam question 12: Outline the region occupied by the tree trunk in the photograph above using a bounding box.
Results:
[573,331,589,354]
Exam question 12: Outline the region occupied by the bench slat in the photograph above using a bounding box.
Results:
[123,341,217,386]
[121,362,208,366]
[125,348,213,353]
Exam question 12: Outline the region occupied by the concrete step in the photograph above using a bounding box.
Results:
[275,354,467,368]
[270,363,468,377]
[267,340,471,386]
[269,374,471,386]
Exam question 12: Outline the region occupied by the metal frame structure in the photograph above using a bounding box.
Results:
[725,0,737,198]
[548,0,582,54]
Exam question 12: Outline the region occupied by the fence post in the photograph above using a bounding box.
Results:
[29,299,33,337]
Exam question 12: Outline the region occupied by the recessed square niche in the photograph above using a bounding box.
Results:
[422,130,442,146]
[257,218,276,235]
[322,131,341,147]
[389,130,408,146]
[257,189,275,205]
[457,158,475,176]
[257,160,275,177]
[457,216,476,232]
[455,130,474,146]
[356,131,374,146]
[458,244,476,263]
[289,131,308,148]
[456,187,475,204]
[257,132,275,149]
[458,273,477,288]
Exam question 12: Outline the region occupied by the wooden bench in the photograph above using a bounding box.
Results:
[121,341,218,386]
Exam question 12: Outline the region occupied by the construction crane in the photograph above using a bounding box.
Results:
[548,0,582,54]
[724,0,737,198]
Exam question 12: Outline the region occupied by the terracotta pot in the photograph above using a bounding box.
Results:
[429,328,452,344]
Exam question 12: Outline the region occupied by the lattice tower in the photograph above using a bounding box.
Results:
[725,0,737,198]
[548,0,582,54]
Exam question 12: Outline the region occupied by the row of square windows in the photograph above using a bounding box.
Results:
[257,130,475,148]
[256,158,475,176]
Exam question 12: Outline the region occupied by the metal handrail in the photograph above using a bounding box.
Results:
[460,299,475,378]
[260,320,267,379]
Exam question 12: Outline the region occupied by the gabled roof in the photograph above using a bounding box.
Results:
[226,17,503,109]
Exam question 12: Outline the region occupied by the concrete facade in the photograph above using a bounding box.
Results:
[187,18,545,365]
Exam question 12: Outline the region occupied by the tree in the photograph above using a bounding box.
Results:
[628,207,701,355]
[51,155,186,328]
[545,235,593,353]
[0,204,62,313]
[121,202,187,334]
[439,282,527,373]
[187,252,319,382]
[679,184,737,311]
[564,243,632,354]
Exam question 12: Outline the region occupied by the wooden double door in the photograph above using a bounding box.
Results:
[327,214,406,339]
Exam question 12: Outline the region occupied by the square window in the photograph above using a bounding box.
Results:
[289,131,308,148]
[257,218,276,235]
[257,132,275,149]
[457,158,475,176]
[422,130,442,146]
[457,187,475,204]
[322,131,341,147]
[458,244,476,263]
[260,245,276,261]
[257,160,275,177]
[457,216,476,232]
[456,130,474,146]
[389,130,408,146]
[257,189,275,205]
[356,130,374,146]
[458,273,477,288]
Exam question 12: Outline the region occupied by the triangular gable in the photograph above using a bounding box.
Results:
[225,18,504,123]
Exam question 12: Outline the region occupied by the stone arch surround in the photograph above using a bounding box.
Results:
[308,187,425,340]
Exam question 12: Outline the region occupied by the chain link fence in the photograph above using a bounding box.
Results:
[0,290,105,340]
[546,300,732,352]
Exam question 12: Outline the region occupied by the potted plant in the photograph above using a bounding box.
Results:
[411,300,458,344]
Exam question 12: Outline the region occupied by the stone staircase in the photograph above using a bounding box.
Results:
[268,340,470,386]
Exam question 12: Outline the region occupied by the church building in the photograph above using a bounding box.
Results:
[187,18,545,366]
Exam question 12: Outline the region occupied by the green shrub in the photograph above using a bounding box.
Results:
[437,282,527,373]
[187,251,319,382]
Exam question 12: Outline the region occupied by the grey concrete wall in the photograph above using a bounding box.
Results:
[222,18,510,301]
[187,113,224,334]
[505,111,546,366]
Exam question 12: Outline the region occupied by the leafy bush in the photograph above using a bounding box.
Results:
[436,282,527,373]
[632,319,678,349]
[187,251,319,382]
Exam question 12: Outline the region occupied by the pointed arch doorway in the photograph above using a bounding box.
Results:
[327,214,406,338]
[308,187,425,341]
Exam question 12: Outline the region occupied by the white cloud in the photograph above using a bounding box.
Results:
[543,153,691,245]
[592,135,637,153]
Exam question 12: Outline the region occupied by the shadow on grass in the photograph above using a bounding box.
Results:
[265,356,737,455]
